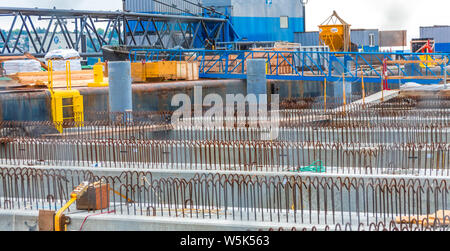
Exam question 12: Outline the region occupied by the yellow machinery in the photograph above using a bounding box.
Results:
[319,11,351,52]
[53,181,132,231]
[48,61,84,133]
[131,61,199,82]
[54,181,91,231]
[415,40,437,68]
[146,61,177,79]
[88,59,109,87]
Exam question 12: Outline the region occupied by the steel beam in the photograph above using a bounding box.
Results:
[0,7,233,57]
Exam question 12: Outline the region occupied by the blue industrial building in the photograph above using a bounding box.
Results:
[420,26,450,53]
[351,29,379,52]
[202,0,305,42]
[126,0,306,44]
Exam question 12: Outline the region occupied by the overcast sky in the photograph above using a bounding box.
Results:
[0,0,449,40]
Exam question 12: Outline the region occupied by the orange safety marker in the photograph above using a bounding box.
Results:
[361,69,365,107]
[342,73,346,113]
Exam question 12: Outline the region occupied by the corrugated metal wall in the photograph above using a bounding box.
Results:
[420,26,450,43]
[420,26,450,53]
[351,29,379,47]
[126,0,306,43]
[294,32,320,46]
[230,0,304,18]
[224,0,305,41]
[125,0,202,15]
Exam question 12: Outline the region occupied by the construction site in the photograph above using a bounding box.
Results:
[0,0,449,233]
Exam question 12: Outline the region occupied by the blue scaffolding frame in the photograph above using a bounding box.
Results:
[129,49,450,84]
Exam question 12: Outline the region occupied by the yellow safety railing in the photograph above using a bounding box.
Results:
[48,60,54,92]
[88,58,109,87]
[48,60,85,133]
[66,61,72,90]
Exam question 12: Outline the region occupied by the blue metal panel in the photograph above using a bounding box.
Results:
[420,26,450,43]
[351,29,379,47]
[229,0,304,18]
[294,32,320,46]
[231,17,304,42]
[435,43,450,53]
[359,46,379,52]
[0,91,50,121]
[202,0,305,42]
[126,0,202,15]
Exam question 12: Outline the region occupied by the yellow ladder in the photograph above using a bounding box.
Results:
[48,61,85,133]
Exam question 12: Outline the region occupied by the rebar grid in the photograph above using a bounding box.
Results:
[1,168,449,228]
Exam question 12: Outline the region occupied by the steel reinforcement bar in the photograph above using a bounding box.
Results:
[1,168,449,227]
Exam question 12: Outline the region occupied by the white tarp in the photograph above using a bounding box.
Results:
[3,60,42,75]
[45,49,82,72]
[48,59,82,72]
[401,82,448,91]
[44,49,80,60]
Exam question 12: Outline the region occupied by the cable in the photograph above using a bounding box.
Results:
[79,210,116,231]
[151,0,200,17]
[180,0,226,17]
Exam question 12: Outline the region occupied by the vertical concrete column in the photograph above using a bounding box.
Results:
[331,57,352,102]
[247,59,267,103]
[108,61,133,122]
[333,79,353,104]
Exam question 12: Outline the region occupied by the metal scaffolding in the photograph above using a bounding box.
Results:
[0,7,237,57]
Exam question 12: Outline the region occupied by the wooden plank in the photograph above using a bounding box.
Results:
[187,62,194,81]
[24,52,48,71]
[387,76,443,80]
[177,61,187,80]
[387,60,447,64]
[193,62,199,80]
[0,55,28,62]
[130,62,146,82]
[13,73,96,85]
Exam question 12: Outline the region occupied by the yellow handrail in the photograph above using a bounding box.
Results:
[55,181,91,231]
[66,61,71,90]
[47,60,53,92]
[54,197,76,231]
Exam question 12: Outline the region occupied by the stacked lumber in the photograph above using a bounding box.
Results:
[274,42,301,50]
[8,70,103,88]
[245,48,294,75]
[198,48,295,75]
[176,61,199,81]
[396,210,450,226]
[131,61,199,83]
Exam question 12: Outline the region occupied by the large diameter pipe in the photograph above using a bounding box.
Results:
[108,61,132,122]
[247,59,267,104]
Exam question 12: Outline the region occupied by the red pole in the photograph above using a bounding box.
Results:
[382,58,390,91]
